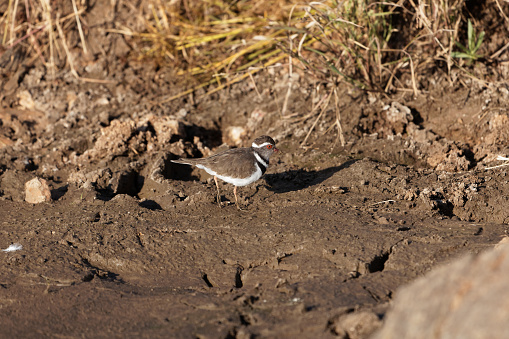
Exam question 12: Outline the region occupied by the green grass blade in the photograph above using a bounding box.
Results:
[474,31,485,53]
[454,41,468,53]
[467,19,474,52]
[451,52,473,59]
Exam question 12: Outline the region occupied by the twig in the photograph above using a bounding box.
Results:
[55,13,78,78]
[10,0,20,46]
[333,87,345,147]
[494,0,509,30]
[248,72,263,100]
[485,156,509,170]
[301,89,332,147]
[485,162,509,170]
[281,6,297,117]
[371,200,396,206]
[40,0,55,78]
[71,0,87,54]
[491,41,509,59]
[7,24,47,49]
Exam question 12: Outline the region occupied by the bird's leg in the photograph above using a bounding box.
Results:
[234,186,243,210]
[214,176,222,208]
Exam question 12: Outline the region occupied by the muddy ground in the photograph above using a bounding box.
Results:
[2,4,509,338]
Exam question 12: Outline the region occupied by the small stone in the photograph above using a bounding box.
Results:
[385,102,412,123]
[95,97,109,106]
[25,178,52,203]
[332,311,382,338]
[17,90,35,110]
[224,126,247,146]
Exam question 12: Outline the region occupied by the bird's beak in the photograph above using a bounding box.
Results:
[274,147,279,153]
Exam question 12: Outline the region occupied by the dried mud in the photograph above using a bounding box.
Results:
[2,5,509,338]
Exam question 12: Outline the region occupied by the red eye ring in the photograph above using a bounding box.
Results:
[267,145,273,149]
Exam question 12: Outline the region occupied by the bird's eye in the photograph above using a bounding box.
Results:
[266,145,272,149]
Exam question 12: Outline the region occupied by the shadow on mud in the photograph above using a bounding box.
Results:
[264,159,358,193]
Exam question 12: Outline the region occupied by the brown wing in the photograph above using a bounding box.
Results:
[198,147,257,178]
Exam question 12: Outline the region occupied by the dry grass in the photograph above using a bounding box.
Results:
[1,0,507,105]
[2,1,506,89]
[283,0,503,94]
[110,0,306,102]
[1,0,88,79]
[2,0,507,148]
[275,0,507,147]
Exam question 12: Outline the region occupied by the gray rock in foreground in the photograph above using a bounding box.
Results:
[374,239,509,339]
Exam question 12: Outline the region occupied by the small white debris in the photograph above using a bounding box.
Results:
[485,155,509,170]
[2,243,22,252]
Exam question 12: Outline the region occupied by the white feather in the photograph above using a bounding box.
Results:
[2,243,22,252]
[254,152,268,168]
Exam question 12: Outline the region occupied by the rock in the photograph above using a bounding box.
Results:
[385,102,412,124]
[374,240,509,339]
[495,236,509,249]
[25,178,52,203]
[17,90,36,110]
[382,102,413,135]
[331,311,382,339]
[224,126,247,146]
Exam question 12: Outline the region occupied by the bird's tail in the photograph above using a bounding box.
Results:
[171,158,196,166]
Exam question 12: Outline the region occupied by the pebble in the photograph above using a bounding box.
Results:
[25,177,52,204]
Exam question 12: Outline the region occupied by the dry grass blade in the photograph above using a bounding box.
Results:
[119,0,306,102]
[55,12,76,78]
[159,51,287,104]
[1,0,90,78]
[281,4,299,117]
[272,0,507,148]
[485,156,509,170]
[71,0,87,54]
[333,86,345,147]
[301,89,333,148]
[39,0,55,75]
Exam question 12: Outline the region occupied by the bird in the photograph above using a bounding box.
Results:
[171,135,279,209]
